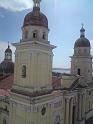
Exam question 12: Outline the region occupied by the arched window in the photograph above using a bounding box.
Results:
[22,65,26,78]
[41,106,46,116]
[54,115,60,124]
[4,105,8,111]
[3,119,7,124]
[42,32,46,40]
[77,68,80,75]
[33,31,37,38]
[78,49,81,54]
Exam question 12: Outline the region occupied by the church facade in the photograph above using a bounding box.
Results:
[0,0,93,124]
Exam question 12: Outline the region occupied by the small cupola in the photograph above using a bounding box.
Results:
[74,24,90,48]
[5,42,12,61]
[23,0,48,28]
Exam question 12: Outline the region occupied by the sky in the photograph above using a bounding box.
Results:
[0,0,93,68]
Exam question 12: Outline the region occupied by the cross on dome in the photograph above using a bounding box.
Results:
[33,0,41,8]
[8,41,10,48]
[80,23,85,37]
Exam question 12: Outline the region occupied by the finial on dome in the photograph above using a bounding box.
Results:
[81,23,84,28]
[80,23,85,37]
[8,41,10,48]
[33,0,41,8]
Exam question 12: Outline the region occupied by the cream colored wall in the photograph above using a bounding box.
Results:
[71,46,92,83]
[13,41,55,91]
[61,75,77,88]
[9,91,64,124]
[71,56,92,82]
[0,97,9,124]
[22,26,49,42]
[0,87,90,124]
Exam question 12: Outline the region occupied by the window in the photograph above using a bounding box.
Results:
[78,49,81,54]
[41,106,46,116]
[5,106,8,111]
[33,31,37,38]
[3,119,6,124]
[42,32,46,40]
[77,68,80,75]
[72,106,76,124]
[54,115,60,124]
[22,65,26,78]
[89,91,91,95]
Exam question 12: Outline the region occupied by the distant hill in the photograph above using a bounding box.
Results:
[53,68,70,73]
[53,68,70,70]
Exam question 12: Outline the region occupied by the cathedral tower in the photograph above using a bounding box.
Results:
[0,43,14,75]
[5,42,12,61]
[9,1,64,124]
[71,25,92,83]
[13,0,55,92]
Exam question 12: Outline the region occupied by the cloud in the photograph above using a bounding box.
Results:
[0,0,33,11]
[0,41,15,62]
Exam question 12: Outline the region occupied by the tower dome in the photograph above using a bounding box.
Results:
[74,25,90,48]
[5,44,12,53]
[0,61,14,75]
[4,43,12,61]
[23,0,48,28]
[0,43,14,75]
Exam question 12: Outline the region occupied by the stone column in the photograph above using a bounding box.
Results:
[85,93,88,113]
[88,94,90,111]
[69,98,73,124]
[78,95,82,120]
[65,98,70,124]
[82,94,85,119]
[9,102,16,124]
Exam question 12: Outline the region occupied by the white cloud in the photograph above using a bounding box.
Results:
[0,0,33,11]
[0,41,16,63]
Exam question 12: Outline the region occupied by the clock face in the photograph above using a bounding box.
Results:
[41,107,46,116]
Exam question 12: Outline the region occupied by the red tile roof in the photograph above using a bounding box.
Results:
[52,76,61,89]
[0,74,61,96]
[0,74,14,90]
[0,89,10,96]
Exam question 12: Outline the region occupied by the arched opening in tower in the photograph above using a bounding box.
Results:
[77,68,81,75]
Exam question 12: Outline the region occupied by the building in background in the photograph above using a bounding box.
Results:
[0,43,14,76]
[0,0,93,124]
[71,25,92,83]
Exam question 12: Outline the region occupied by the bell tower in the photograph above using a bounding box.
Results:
[5,42,12,61]
[12,0,55,92]
[9,1,56,123]
[71,25,92,83]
